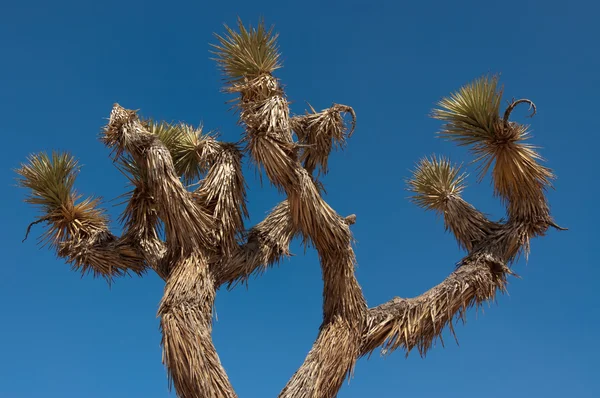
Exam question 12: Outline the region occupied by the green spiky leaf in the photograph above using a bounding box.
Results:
[16,151,107,246]
[407,155,467,212]
[17,151,79,211]
[145,121,220,185]
[431,76,554,204]
[432,75,503,145]
[146,120,183,154]
[211,17,281,84]
[175,124,221,184]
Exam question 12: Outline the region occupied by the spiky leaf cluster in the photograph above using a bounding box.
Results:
[145,121,221,185]
[432,75,553,202]
[432,75,503,144]
[211,18,281,84]
[16,152,107,246]
[407,156,467,212]
[18,151,79,211]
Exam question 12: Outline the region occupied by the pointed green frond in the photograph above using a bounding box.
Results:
[407,155,467,212]
[211,17,281,84]
[175,124,221,184]
[16,151,79,211]
[432,75,503,145]
[145,121,221,185]
[432,76,553,210]
[146,120,183,154]
[17,151,108,246]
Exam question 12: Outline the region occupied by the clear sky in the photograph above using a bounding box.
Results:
[1,0,597,397]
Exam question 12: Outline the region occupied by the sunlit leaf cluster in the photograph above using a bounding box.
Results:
[407,155,467,212]
[16,152,106,246]
[211,17,281,84]
[146,120,221,184]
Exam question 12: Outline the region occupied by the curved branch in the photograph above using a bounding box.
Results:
[213,204,362,291]
[236,76,366,314]
[17,152,148,281]
[25,205,151,281]
[407,156,497,251]
[503,98,536,129]
[279,317,361,398]
[22,216,51,243]
[443,197,497,252]
[291,103,356,175]
[361,253,512,357]
[195,142,248,256]
[332,103,356,137]
[233,74,366,398]
[119,184,168,280]
[57,231,148,280]
[212,200,295,288]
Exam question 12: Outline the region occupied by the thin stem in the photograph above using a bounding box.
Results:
[503,98,537,129]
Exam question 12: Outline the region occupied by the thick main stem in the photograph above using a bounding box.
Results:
[279,318,361,398]
[159,253,236,398]
[236,75,366,398]
[104,105,236,397]
[233,75,367,398]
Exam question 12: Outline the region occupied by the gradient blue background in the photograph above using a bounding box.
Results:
[1,0,597,397]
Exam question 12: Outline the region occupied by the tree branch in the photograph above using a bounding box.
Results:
[119,184,168,280]
[290,103,356,176]
[407,156,496,251]
[104,105,236,396]
[442,197,498,252]
[59,230,149,280]
[279,317,361,398]
[104,104,215,256]
[213,200,296,288]
[503,98,536,130]
[195,142,248,256]
[16,152,148,281]
[361,253,511,358]
[158,251,236,398]
[228,72,367,398]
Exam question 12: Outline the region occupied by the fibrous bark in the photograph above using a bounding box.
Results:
[17,19,563,398]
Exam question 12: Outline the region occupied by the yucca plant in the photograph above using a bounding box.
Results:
[17,19,564,398]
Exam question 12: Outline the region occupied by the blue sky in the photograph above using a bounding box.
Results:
[1,0,598,397]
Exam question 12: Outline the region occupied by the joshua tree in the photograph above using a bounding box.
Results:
[17,19,564,398]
